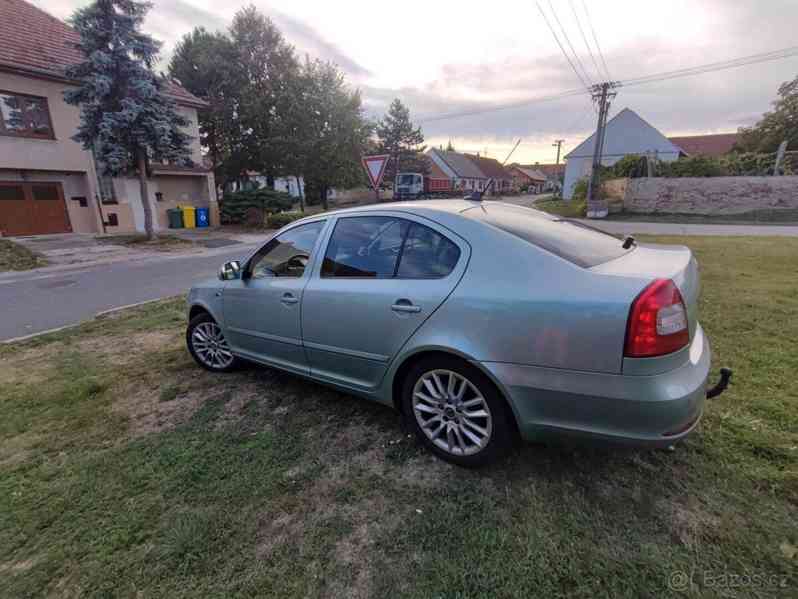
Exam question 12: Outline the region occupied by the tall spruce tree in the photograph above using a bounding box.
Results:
[376,98,428,182]
[65,0,193,239]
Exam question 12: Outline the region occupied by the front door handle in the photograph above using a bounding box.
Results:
[281,293,299,305]
[391,299,421,314]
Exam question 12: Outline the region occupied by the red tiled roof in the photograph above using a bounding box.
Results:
[667,133,738,157]
[0,0,206,107]
[537,163,565,177]
[464,154,512,180]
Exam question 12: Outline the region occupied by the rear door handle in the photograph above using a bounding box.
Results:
[281,293,299,305]
[391,300,421,314]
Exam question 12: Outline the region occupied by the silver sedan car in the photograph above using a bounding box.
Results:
[186,200,721,466]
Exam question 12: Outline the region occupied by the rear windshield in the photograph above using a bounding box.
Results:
[465,203,632,268]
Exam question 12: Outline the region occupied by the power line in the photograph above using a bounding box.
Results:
[581,0,612,81]
[546,0,594,86]
[620,46,798,87]
[415,45,798,124]
[534,1,590,89]
[568,0,602,82]
[416,87,587,123]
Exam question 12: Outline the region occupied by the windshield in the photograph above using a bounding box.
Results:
[465,203,633,268]
[397,174,415,185]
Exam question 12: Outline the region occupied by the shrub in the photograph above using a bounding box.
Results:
[607,154,648,178]
[267,211,306,229]
[572,176,606,202]
[220,189,294,225]
[653,152,791,177]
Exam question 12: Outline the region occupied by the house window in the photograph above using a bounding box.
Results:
[0,92,54,139]
[98,174,117,204]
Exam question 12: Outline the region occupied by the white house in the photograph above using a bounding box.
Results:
[563,108,683,199]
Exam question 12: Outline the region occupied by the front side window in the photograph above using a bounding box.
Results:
[248,221,324,279]
[322,217,408,278]
[322,216,460,279]
[0,93,54,139]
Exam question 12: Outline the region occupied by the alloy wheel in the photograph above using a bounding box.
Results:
[191,321,235,369]
[412,369,493,456]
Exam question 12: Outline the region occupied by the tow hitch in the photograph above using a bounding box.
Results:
[707,367,733,399]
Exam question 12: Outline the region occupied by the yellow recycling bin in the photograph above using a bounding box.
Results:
[180,206,196,228]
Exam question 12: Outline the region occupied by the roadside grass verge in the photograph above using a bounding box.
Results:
[1,236,796,598]
[0,239,47,271]
[534,197,586,217]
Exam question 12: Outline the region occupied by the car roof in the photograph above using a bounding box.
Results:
[319,199,480,217]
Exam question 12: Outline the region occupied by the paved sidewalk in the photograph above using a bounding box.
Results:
[575,220,798,237]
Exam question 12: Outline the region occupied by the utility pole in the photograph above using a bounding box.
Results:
[586,81,618,218]
[552,139,564,165]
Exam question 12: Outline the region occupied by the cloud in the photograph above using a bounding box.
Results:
[146,0,371,80]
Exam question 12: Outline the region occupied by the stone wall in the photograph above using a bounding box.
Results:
[604,176,798,214]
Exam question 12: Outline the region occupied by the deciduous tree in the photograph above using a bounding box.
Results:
[736,74,798,153]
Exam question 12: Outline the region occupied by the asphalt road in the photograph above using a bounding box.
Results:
[0,246,256,341]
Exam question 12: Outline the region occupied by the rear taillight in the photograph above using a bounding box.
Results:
[624,278,689,358]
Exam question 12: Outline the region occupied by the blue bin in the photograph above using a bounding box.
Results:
[195,207,210,228]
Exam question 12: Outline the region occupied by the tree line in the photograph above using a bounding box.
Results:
[64,0,427,238]
[168,6,427,208]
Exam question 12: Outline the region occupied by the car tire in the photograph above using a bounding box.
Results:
[186,312,239,372]
[401,356,514,467]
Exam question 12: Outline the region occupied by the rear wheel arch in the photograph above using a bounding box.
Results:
[390,350,520,438]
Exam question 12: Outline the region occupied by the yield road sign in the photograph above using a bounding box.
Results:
[361,154,390,190]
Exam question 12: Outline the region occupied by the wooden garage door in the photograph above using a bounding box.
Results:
[0,181,71,236]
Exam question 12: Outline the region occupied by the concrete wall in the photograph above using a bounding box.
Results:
[608,176,798,214]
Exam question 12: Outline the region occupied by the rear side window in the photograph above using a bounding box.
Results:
[397,223,460,278]
[322,216,460,278]
[467,204,631,267]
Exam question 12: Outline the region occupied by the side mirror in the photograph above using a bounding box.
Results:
[219,260,242,281]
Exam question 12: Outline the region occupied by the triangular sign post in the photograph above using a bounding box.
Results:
[361,154,390,200]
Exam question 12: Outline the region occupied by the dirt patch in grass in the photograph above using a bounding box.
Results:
[96,234,195,252]
[0,238,47,271]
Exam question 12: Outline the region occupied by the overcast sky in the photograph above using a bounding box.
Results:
[36,0,798,164]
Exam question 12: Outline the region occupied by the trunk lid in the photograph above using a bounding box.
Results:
[590,243,700,339]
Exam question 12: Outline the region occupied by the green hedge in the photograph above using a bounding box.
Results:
[600,152,793,179]
[267,211,306,228]
[220,189,294,225]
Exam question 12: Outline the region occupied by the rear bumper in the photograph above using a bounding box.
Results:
[481,324,711,448]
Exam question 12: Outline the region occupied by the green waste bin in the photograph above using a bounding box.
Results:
[167,208,184,229]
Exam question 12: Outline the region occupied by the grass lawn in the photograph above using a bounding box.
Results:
[533,197,587,218]
[0,239,47,271]
[1,236,796,598]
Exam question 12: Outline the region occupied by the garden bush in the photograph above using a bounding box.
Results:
[220,189,294,225]
[268,211,306,228]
